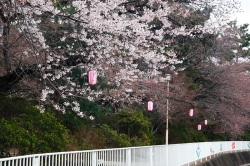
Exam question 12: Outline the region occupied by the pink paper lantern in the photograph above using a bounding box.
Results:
[189,109,194,117]
[89,70,97,86]
[198,124,201,130]
[148,101,153,112]
[204,120,208,125]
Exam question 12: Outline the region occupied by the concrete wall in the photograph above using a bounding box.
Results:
[197,151,250,166]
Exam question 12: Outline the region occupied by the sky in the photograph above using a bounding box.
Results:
[230,0,250,29]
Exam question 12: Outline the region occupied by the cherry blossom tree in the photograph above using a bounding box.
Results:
[166,22,250,139]
[0,0,241,119]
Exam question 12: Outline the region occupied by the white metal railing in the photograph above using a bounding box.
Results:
[1,141,250,166]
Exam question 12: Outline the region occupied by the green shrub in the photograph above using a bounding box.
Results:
[0,105,68,157]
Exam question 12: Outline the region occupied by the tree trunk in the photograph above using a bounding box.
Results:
[2,22,11,73]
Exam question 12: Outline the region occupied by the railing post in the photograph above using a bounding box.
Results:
[241,141,243,152]
[188,144,190,166]
[92,151,97,166]
[166,145,169,166]
[178,144,180,166]
[32,155,40,166]
[126,148,131,166]
[150,147,153,166]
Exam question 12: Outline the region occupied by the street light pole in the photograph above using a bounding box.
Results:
[166,74,171,145]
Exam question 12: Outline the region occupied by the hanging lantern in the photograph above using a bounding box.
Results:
[88,70,97,86]
[204,120,208,125]
[198,124,201,130]
[189,109,194,117]
[148,101,153,112]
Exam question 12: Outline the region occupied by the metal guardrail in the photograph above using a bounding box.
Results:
[1,141,250,166]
